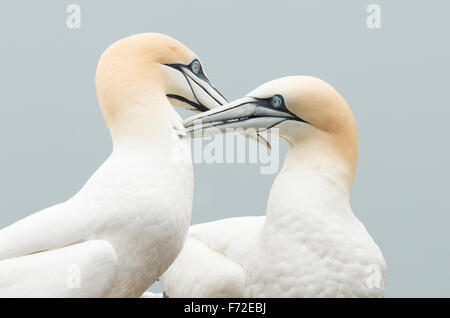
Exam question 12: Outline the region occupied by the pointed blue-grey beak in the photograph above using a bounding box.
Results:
[183,96,297,139]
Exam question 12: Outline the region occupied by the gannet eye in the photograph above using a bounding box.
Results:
[269,95,283,108]
[191,60,201,74]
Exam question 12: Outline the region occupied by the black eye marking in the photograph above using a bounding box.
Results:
[250,94,309,124]
[269,95,283,108]
[187,59,209,82]
[254,95,287,111]
[190,60,201,74]
[166,59,209,83]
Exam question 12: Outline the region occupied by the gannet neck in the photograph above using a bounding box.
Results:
[282,123,357,194]
[264,128,355,230]
[105,90,180,153]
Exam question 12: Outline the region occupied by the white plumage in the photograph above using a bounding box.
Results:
[0,33,227,297]
[161,76,386,297]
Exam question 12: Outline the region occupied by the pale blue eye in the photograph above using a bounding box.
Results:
[270,96,282,108]
[191,60,201,74]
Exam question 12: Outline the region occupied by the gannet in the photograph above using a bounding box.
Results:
[0,33,228,297]
[160,76,386,297]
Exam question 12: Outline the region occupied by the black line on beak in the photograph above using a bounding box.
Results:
[267,118,289,129]
[164,62,227,111]
[181,71,204,109]
[166,94,209,112]
[184,72,226,106]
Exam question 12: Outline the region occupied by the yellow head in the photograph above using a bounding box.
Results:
[184,76,358,187]
[95,33,226,144]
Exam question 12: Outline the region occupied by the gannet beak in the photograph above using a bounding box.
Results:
[165,62,227,112]
[183,96,297,138]
[165,60,272,148]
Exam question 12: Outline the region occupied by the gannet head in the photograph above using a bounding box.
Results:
[184,76,358,186]
[95,33,227,143]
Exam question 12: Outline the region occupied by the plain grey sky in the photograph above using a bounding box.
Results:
[0,1,449,297]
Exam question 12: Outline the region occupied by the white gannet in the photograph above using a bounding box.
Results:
[0,33,228,297]
[160,76,386,297]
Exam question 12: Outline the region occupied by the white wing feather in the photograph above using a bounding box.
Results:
[161,216,265,297]
[0,240,118,297]
[161,237,245,298]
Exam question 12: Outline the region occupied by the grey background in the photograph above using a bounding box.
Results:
[0,1,448,297]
